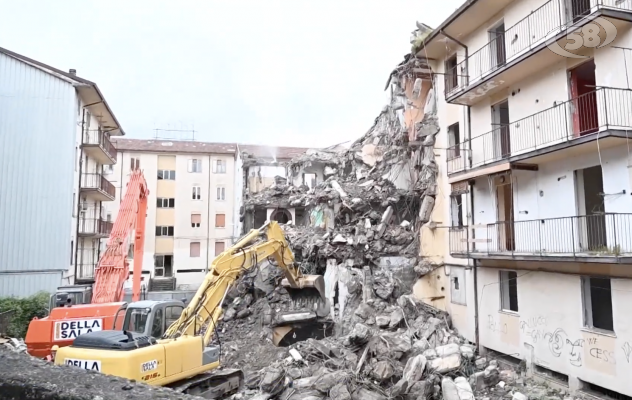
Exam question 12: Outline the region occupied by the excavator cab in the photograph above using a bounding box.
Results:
[47,285,94,314]
[112,300,185,339]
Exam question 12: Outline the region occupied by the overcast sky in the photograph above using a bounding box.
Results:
[0,0,463,148]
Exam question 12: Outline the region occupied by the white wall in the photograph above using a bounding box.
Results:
[472,145,632,253]
[479,267,632,395]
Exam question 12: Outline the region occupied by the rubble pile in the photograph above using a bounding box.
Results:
[219,288,581,400]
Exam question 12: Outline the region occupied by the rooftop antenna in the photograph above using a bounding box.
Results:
[153,122,196,141]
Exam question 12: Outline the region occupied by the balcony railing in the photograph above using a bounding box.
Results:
[76,246,99,281]
[81,173,116,198]
[450,213,632,258]
[445,0,632,97]
[447,87,632,174]
[82,130,117,160]
[79,217,113,236]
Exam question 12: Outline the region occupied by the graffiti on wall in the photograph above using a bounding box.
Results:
[487,315,508,334]
[520,316,547,343]
[623,342,632,363]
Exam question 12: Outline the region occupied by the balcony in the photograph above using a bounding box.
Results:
[447,87,632,179]
[445,0,632,105]
[80,173,116,201]
[75,241,100,282]
[449,213,632,263]
[78,214,112,238]
[81,130,117,165]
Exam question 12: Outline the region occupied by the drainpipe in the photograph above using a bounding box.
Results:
[440,29,468,85]
[440,29,473,166]
[206,154,212,271]
[73,109,85,282]
[469,179,479,351]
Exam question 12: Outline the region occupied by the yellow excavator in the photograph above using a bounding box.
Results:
[54,221,329,398]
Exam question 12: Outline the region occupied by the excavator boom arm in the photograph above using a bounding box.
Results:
[163,221,326,346]
[92,169,149,304]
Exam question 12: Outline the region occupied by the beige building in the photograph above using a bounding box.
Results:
[419,0,632,396]
[108,138,307,293]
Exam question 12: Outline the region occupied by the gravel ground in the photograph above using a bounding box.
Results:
[0,348,204,400]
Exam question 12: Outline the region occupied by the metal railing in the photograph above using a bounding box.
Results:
[445,0,632,97]
[450,213,632,258]
[76,245,99,281]
[81,173,116,198]
[446,87,632,174]
[82,130,117,160]
[79,217,113,236]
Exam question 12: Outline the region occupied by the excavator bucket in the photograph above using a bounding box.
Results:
[281,275,330,317]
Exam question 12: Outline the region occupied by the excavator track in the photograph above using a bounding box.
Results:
[170,368,244,399]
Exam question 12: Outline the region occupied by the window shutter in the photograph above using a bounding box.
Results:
[215,241,225,255]
[191,213,202,224]
[190,242,201,257]
[215,213,225,228]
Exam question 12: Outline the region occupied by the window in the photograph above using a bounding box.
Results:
[157,198,175,208]
[130,157,140,171]
[500,270,519,312]
[155,226,174,237]
[157,169,176,180]
[448,123,461,158]
[191,213,201,228]
[151,308,164,338]
[303,173,317,189]
[154,254,173,277]
[166,306,183,327]
[445,54,458,93]
[192,186,201,200]
[215,213,226,228]
[106,213,112,222]
[450,266,466,305]
[75,146,78,172]
[103,165,114,175]
[188,159,202,173]
[215,241,225,256]
[582,277,614,332]
[72,192,76,217]
[213,159,226,174]
[128,243,134,259]
[190,241,201,257]
[450,195,464,227]
[216,187,226,201]
[70,240,74,265]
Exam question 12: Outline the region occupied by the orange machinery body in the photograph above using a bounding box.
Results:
[25,302,125,358]
[25,170,149,359]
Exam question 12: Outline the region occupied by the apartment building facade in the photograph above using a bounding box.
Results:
[0,46,123,297]
[108,139,237,292]
[420,0,632,396]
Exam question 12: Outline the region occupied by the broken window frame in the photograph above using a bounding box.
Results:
[450,194,464,227]
[447,122,461,159]
[499,270,519,313]
[581,276,615,333]
[450,266,467,305]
